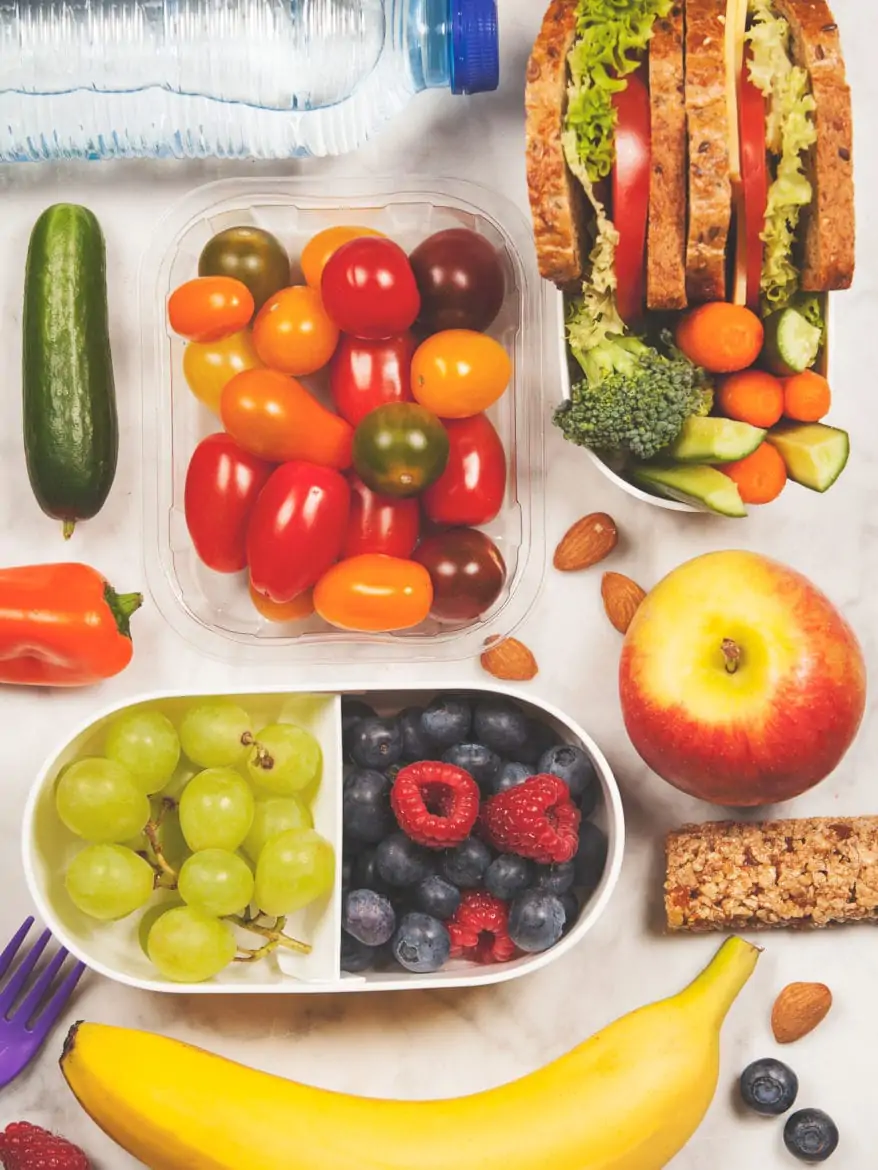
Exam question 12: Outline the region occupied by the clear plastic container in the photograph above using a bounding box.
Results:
[23,683,624,995]
[141,177,550,664]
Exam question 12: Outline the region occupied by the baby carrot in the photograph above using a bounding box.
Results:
[717,370,784,428]
[781,370,831,423]
[676,303,764,373]
[721,443,787,505]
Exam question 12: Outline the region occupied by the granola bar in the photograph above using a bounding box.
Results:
[665,817,878,931]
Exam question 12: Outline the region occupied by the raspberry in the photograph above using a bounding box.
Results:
[479,774,580,864]
[0,1122,90,1170]
[447,891,517,964]
[391,761,480,849]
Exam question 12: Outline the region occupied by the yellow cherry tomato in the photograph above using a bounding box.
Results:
[300,225,386,290]
[183,330,264,415]
[249,582,314,623]
[411,330,512,419]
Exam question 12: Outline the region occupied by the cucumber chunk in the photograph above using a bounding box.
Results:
[665,416,766,464]
[631,463,747,517]
[766,422,850,492]
[761,308,822,376]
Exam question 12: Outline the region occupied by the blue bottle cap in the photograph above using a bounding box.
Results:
[450,0,499,95]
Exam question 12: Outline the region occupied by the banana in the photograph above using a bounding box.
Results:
[61,936,759,1170]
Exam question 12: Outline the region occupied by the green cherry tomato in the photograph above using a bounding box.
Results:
[198,226,291,314]
[352,402,449,498]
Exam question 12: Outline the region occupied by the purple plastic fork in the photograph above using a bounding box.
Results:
[0,918,86,1089]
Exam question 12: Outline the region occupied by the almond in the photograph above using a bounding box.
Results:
[771,982,833,1044]
[601,572,646,634]
[480,637,538,681]
[553,513,618,571]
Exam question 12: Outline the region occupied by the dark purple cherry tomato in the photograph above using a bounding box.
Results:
[413,528,506,622]
[409,228,505,335]
[184,433,273,573]
[329,333,416,427]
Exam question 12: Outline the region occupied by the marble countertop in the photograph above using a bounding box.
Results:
[1,0,875,1165]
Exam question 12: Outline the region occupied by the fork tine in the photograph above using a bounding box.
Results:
[0,929,50,1016]
[0,919,34,981]
[30,960,86,1041]
[15,945,68,1026]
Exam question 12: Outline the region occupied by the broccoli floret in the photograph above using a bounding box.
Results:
[555,330,713,461]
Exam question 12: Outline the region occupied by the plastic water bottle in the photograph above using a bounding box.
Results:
[0,0,499,162]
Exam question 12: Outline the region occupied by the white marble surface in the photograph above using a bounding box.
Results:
[0,0,876,1165]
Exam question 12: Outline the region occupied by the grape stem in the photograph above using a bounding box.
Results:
[249,741,276,772]
[230,915,312,960]
[144,798,179,888]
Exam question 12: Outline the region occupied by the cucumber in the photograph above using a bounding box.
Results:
[766,422,850,492]
[23,204,117,538]
[631,463,747,517]
[664,416,766,464]
[760,307,822,376]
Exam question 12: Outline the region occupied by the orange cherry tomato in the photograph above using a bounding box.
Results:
[411,330,512,419]
[252,285,340,377]
[313,554,433,632]
[220,368,353,470]
[300,226,386,290]
[249,581,315,623]
[168,276,254,343]
[183,330,265,414]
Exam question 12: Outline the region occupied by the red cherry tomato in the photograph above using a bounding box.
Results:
[422,413,507,527]
[168,276,255,343]
[612,68,651,325]
[184,434,273,573]
[321,237,421,339]
[329,333,417,427]
[247,462,351,604]
[344,474,421,560]
[740,51,768,312]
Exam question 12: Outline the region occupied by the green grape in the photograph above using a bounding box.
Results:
[246,723,322,796]
[65,845,155,921]
[104,709,180,794]
[55,758,150,843]
[138,898,183,956]
[147,905,236,983]
[178,849,254,917]
[254,828,334,917]
[178,768,254,852]
[242,797,313,863]
[179,702,253,768]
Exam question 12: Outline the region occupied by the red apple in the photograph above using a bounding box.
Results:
[619,550,866,806]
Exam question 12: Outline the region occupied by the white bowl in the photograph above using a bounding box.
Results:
[23,683,624,995]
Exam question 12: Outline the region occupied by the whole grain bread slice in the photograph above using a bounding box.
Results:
[648,4,688,309]
[773,0,854,290]
[684,0,732,302]
[525,0,589,289]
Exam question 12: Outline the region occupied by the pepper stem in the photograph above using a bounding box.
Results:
[721,638,742,675]
[62,519,76,540]
[104,584,144,640]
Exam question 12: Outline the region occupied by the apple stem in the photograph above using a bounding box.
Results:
[721,638,741,674]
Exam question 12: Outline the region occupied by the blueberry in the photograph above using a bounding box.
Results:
[342,888,396,947]
[343,769,394,844]
[341,856,353,890]
[412,874,461,920]
[739,1058,799,1116]
[783,1109,839,1163]
[440,837,492,888]
[485,853,533,900]
[348,716,404,770]
[375,832,433,888]
[421,694,472,748]
[532,861,575,896]
[473,699,529,755]
[559,889,580,934]
[442,743,501,789]
[351,846,393,895]
[492,761,535,794]
[398,706,434,761]
[538,744,598,809]
[340,930,378,973]
[508,890,565,953]
[341,699,376,757]
[573,821,608,891]
[391,912,451,973]
[517,718,559,765]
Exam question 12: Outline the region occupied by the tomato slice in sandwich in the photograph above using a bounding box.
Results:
[611,67,651,326]
[739,52,768,311]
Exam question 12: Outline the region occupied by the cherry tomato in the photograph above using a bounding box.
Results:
[422,413,506,527]
[184,433,273,573]
[413,528,506,622]
[321,237,421,339]
[168,276,254,343]
[301,225,386,290]
[314,554,432,632]
[252,285,339,376]
[221,368,353,470]
[198,226,290,313]
[344,474,420,559]
[409,228,505,334]
[182,330,265,415]
[740,50,768,312]
[329,333,416,427]
[249,581,314,623]
[247,462,350,603]
[352,402,449,498]
[411,329,511,419]
[612,67,650,325]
